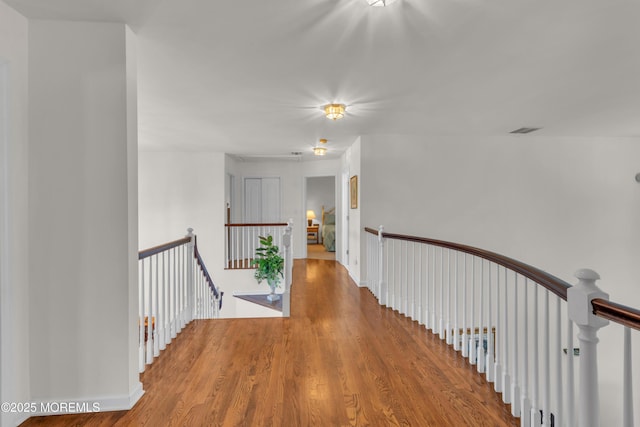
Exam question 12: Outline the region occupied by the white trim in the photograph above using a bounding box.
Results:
[24,383,144,420]
[348,270,361,287]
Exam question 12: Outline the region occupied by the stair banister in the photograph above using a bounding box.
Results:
[364,225,640,427]
[138,228,222,372]
[567,269,609,427]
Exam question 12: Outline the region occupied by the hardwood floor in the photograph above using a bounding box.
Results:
[22,259,518,426]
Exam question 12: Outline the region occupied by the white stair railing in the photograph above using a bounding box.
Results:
[225,222,289,269]
[138,228,222,372]
[365,226,640,427]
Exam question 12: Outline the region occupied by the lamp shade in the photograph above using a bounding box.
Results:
[306,210,316,226]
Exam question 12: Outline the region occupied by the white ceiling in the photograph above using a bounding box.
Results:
[7,0,640,159]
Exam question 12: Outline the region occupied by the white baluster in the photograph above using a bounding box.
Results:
[521,277,530,426]
[411,243,416,320]
[425,245,431,330]
[623,327,634,427]
[486,261,494,382]
[439,247,445,339]
[417,244,423,325]
[512,272,521,417]
[146,256,153,365]
[139,259,145,373]
[542,290,550,426]
[531,285,540,426]
[187,229,195,322]
[568,269,608,427]
[446,249,452,345]
[495,264,502,393]
[462,254,468,358]
[477,258,485,373]
[565,318,575,427]
[470,256,476,365]
[378,226,386,306]
[404,241,409,316]
[401,241,407,315]
[554,297,563,427]
[453,251,460,352]
[431,245,437,334]
[153,255,160,357]
[172,246,178,338]
[162,251,169,349]
[503,267,511,404]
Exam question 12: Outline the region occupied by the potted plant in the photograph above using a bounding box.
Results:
[252,235,284,302]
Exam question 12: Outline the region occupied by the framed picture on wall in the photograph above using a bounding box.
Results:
[350,175,358,209]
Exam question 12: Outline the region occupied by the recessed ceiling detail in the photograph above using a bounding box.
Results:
[510,127,542,134]
[323,104,346,120]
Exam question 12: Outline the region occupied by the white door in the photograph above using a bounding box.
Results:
[261,177,280,222]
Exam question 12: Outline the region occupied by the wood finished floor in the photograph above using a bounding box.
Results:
[22,259,518,426]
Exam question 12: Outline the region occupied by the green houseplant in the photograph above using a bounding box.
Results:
[252,235,284,302]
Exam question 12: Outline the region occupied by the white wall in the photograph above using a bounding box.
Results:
[0,3,30,426]
[359,134,640,425]
[28,19,140,409]
[341,138,361,284]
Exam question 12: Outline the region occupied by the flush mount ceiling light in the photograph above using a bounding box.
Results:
[367,0,398,6]
[313,147,327,156]
[323,104,346,120]
[313,138,328,156]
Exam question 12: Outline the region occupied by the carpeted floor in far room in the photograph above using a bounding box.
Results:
[307,244,335,260]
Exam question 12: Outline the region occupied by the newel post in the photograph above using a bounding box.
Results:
[568,268,609,427]
[186,227,195,321]
[282,220,293,317]
[378,226,386,306]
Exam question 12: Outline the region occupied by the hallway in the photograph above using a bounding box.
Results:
[22,259,518,426]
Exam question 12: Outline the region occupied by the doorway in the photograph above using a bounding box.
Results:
[305,176,336,260]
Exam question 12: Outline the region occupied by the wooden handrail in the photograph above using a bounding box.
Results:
[592,298,640,332]
[225,223,288,227]
[364,226,571,300]
[194,237,221,301]
[138,237,191,260]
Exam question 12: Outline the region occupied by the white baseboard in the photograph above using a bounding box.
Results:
[348,270,361,287]
[20,382,144,422]
[12,412,30,427]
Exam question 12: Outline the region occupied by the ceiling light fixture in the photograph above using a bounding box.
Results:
[313,138,328,156]
[323,104,346,120]
[367,0,398,6]
[313,147,327,156]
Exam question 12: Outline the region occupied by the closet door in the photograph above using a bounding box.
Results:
[261,177,280,222]
[244,178,262,223]
[244,177,280,223]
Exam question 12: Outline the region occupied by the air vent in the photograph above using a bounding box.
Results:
[291,152,303,156]
[510,127,541,134]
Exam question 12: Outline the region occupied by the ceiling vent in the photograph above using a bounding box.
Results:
[510,127,541,134]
